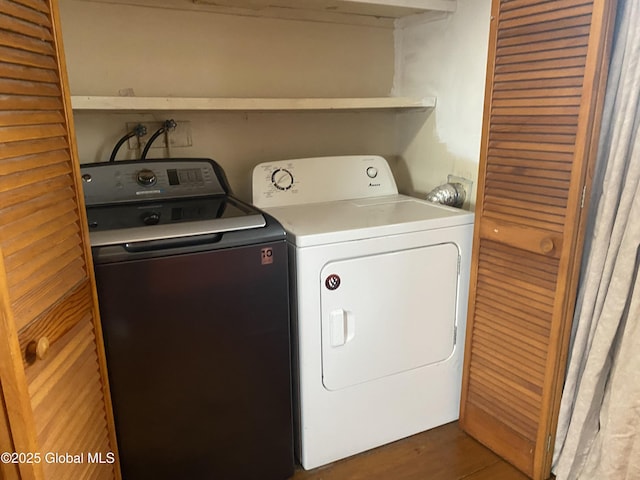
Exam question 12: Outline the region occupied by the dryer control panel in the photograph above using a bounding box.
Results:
[252,155,398,208]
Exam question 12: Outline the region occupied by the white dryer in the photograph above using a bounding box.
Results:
[252,155,474,470]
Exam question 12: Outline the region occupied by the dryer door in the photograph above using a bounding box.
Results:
[320,242,459,391]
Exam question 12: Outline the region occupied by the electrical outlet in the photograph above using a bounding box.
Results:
[126,121,192,150]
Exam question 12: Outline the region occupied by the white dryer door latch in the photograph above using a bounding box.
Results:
[329,309,355,347]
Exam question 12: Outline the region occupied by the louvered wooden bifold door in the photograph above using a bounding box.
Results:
[460,1,617,479]
[0,1,118,479]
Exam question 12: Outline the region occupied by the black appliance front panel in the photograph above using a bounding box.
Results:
[94,241,293,480]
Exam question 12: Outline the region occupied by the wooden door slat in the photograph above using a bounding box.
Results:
[0,94,63,110]
[467,388,537,441]
[0,175,72,213]
[0,45,55,69]
[479,246,559,283]
[0,123,67,142]
[498,35,589,57]
[475,297,553,338]
[0,136,69,161]
[488,147,574,163]
[494,66,585,83]
[0,77,60,96]
[468,387,537,439]
[485,171,570,189]
[7,233,82,294]
[0,109,63,127]
[488,139,575,154]
[0,61,58,83]
[491,122,578,134]
[17,281,92,371]
[0,0,51,28]
[500,5,593,32]
[0,1,119,477]
[0,149,68,175]
[12,259,86,331]
[500,0,591,20]
[27,321,94,409]
[498,12,592,41]
[477,271,555,309]
[496,46,588,66]
[485,195,567,217]
[461,0,617,478]
[487,167,571,185]
[475,282,553,327]
[469,362,542,408]
[471,336,546,385]
[0,29,54,55]
[489,132,576,145]
[476,253,559,291]
[0,183,73,226]
[0,161,71,194]
[0,13,51,41]
[11,0,50,15]
[484,209,565,233]
[474,325,550,366]
[492,86,584,100]
[485,178,568,201]
[494,76,584,91]
[494,56,586,74]
[475,309,553,352]
[497,24,591,49]
[492,96,582,108]
[0,197,77,246]
[492,104,581,117]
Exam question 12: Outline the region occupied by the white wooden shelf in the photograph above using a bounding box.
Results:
[70,96,436,112]
[76,0,456,27]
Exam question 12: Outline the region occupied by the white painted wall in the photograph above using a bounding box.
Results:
[60,0,491,205]
[60,1,395,98]
[393,0,491,209]
[59,0,399,201]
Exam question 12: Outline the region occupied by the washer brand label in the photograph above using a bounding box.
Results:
[261,247,274,265]
[135,190,162,195]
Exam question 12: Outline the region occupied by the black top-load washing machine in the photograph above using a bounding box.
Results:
[81,158,294,480]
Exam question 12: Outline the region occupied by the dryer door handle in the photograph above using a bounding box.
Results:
[329,309,355,347]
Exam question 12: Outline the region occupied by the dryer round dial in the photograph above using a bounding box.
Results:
[271,168,294,191]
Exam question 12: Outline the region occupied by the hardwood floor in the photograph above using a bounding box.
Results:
[290,422,532,480]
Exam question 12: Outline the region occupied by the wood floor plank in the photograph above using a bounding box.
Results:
[465,461,530,480]
[290,422,537,480]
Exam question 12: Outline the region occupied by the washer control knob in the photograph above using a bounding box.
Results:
[137,169,157,186]
[141,212,160,225]
[366,166,378,179]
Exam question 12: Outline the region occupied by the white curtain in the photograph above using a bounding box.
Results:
[553,0,640,478]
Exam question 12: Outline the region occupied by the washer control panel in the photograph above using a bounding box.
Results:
[252,155,398,208]
[81,159,226,206]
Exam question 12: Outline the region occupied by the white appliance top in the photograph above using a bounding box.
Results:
[252,156,474,247]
